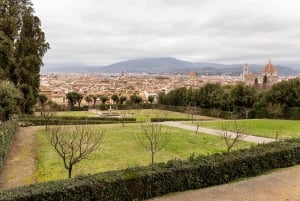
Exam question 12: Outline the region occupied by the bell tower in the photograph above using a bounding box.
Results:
[243,63,249,81]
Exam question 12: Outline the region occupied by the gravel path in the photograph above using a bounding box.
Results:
[0,127,38,189]
[147,165,300,201]
[160,121,275,143]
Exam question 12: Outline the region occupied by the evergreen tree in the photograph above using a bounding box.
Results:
[0,0,49,114]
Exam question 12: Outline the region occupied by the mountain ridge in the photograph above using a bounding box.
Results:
[41,57,300,76]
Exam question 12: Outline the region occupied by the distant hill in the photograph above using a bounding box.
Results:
[41,57,300,76]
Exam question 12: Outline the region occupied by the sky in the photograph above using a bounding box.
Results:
[31,0,300,66]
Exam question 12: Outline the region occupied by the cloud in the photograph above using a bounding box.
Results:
[32,0,300,66]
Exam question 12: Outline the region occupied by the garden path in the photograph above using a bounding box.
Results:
[160,121,275,143]
[0,126,38,189]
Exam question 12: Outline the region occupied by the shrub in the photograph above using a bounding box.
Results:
[1,139,300,200]
[0,118,19,171]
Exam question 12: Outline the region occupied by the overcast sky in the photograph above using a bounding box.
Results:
[31,0,300,66]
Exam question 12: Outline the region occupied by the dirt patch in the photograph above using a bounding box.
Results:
[0,127,39,189]
[148,165,300,201]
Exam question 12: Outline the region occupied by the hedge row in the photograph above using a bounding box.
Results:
[1,139,300,201]
[0,119,19,171]
[19,118,136,126]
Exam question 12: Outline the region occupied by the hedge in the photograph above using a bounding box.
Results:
[1,139,300,201]
[19,116,136,126]
[0,118,19,171]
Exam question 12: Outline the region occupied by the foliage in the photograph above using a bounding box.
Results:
[0,81,23,120]
[1,139,300,201]
[157,78,300,119]
[119,96,127,104]
[111,94,119,104]
[0,0,49,113]
[66,92,83,108]
[100,95,108,105]
[0,118,19,171]
[130,94,143,104]
[148,95,155,104]
[38,94,48,111]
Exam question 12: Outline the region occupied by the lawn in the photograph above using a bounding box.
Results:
[114,109,215,121]
[196,119,300,139]
[36,123,252,182]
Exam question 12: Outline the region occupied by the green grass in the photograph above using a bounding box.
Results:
[115,109,214,121]
[36,123,251,182]
[197,119,300,139]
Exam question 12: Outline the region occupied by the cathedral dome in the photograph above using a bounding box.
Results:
[262,60,277,76]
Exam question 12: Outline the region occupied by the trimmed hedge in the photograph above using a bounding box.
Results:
[1,139,300,200]
[0,119,19,171]
[19,116,136,126]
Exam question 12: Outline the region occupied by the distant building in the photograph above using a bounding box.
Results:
[242,60,279,86]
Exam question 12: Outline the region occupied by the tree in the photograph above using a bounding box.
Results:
[263,74,268,88]
[130,94,142,104]
[148,95,155,104]
[38,94,48,114]
[65,92,83,108]
[119,96,127,105]
[221,117,245,153]
[0,81,23,120]
[46,124,105,179]
[0,0,49,114]
[231,83,257,119]
[266,102,285,119]
[185,103,198,123]
[75,93,83,108]
[137,122,170,167]
[111,94,119,104]
[85,95,92,107]
[92,95,98,108]
[100,95,108,105]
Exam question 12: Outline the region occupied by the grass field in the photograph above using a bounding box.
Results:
[196,119,300,139]
[115,109,215,121]
[36,123,252,182]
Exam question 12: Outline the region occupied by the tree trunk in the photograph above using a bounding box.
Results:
[151,152,155,168]
[68,165,72,179]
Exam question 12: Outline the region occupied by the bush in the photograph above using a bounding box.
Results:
[1,139,300,201]
[19,116,136,126]
[0,118,19,171]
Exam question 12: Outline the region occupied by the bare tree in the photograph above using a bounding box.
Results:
[46,125,105,178]
[185,104,198,123]
[221,118,245,153]
[137,122,170,167]
[43,105,56,130]
[266,102,285,119]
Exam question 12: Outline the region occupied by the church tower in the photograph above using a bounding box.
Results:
[242,63,249,81]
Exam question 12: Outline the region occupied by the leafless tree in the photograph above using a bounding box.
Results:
[137,122,170,167]
[43,105,56,130]
[221,117,245,153]
[46,124,105,179]
[266,102,285,119]
[185,104,198,123]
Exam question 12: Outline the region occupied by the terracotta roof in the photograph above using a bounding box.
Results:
[262,60,277,74]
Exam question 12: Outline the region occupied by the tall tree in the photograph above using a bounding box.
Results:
[0,0,49,114]
[0,80,23,120]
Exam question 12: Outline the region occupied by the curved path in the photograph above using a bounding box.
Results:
[0,127,38,189]
[160,121,275,143]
